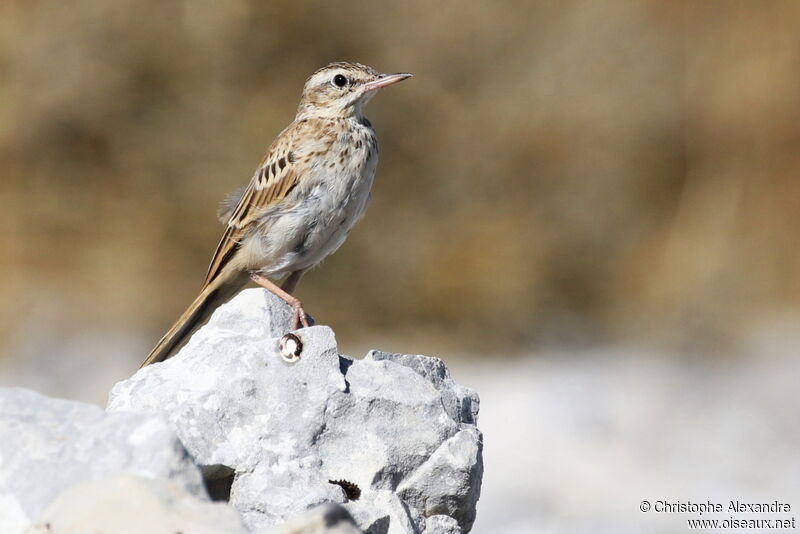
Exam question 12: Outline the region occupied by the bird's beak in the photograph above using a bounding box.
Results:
[362,73,413,92]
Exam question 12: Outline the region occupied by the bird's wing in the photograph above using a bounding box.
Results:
[201,120,335,289]
[216,186,247,223]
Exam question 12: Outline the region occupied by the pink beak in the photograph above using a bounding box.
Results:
[362,72,413,92]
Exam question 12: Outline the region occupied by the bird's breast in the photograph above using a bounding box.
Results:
[252,121,379,276]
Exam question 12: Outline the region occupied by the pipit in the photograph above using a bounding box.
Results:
[141,62,411,367]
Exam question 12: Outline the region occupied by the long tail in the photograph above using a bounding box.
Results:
[140,273,249,367]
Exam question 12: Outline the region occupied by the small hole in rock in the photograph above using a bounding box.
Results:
[279,333,303,362]
[329,478,361,501]
[201,464,235,501]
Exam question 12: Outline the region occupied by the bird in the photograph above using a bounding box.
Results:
[141,62,411,367]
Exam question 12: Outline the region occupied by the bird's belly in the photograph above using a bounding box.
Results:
[249,167,374,277]
[293,175,373,268]
[294,210,358,268]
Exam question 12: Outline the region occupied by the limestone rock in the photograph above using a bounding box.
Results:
[108,288,483,533]
[261,503,365,534]
[25,475,247,534]
[423,515,462,534]
[0,388,204,534]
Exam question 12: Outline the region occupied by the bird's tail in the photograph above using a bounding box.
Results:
[140,273,249,367]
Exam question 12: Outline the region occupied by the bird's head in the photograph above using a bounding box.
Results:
[296,62,412,120]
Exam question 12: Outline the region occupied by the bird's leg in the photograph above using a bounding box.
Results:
[250,273,310,329]
[280,270,305,293]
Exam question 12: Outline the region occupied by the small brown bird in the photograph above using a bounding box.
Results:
[141,62,411,367]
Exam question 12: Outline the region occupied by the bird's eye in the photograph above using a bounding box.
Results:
[333,74,348,87]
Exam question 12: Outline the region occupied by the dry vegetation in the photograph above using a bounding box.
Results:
[1,1,799,356]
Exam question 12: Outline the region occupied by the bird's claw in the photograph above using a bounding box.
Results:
[291,302,310,330]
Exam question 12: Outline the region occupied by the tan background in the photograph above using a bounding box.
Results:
[3,1,800,359]
[1,2,799,532]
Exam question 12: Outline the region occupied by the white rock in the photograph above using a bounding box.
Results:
[396,427,482,529]
[25,475,247,534]
[108,289,483,533]
[260,503,365,534]
[0,388,205,534]
[424,515,462,534]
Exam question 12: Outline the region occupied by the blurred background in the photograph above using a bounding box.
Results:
[0,1,798,532]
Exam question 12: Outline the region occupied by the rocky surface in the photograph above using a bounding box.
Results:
[260,504,365,534]
[107,288,483,533]
[25,475,247,534]
[25,475,363,534]
[0,388,205,534]
[0,288,481,533]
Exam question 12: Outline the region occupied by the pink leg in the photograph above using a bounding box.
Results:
[250,273,310,329]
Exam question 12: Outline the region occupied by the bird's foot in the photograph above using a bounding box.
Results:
[248,272,313,329]
[291,301,310,330]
